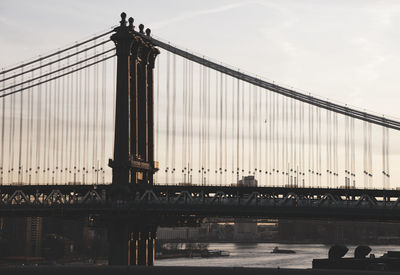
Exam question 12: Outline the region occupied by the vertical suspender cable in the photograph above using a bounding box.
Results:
[182,58,186,183]
[272,92,276,185]
[236,79,240,183]
[68,55,73,183]
[293,98,296,186]
[111,55,116,182]
[155,53,160,184]
[181,58,187,183]
[93,40,99,184]
[200,65,203,183]
[363,120,367,187]
[18,68,24,184]
[386,127,390,188]
[241,81,244,177]
[254,85,258,177]
[283,96,286,186]
[10,79,16,184]
[275,92,278,186]
[290,98,293,186]
[326,110,330,187]
[207,67,210,184]
[231,75,235,182]
[28,70,34,184]
[74,48,79,184]
[309,104,313,187]
[219,72,223,182]
[267,90,270,185]
[270,91,274,185]
[172,54,176,183]
[214,70,218,178]
[185,59,189,183]
[249,84,252,174]
[224,73,227,184]
[293,98,297,186]
[318,108,321,187]
[382,125,385,188]
[49,69,55,184]
[35,63,42,184]
[351,117,355,187]
[201,65,205,183]
[301,102,305,187]
[190,61,194,184]
[368,122,372,188]
[345,115,349,187]
[43,70,49,184]
[85,49,91,184]
[66,56,71,183]
[55,54,61,184]
[334,113,338,187]
[188,60,192,184]
[0,71,5,184]
[77,52,83,183]
[166,52,170,183]
[82,50,87,184]
[258,87,261,182]
[25,70,30,183]
[9,81,15,184]
[100,45,106,183]
[60,59,65,184]
[317,106,320,186]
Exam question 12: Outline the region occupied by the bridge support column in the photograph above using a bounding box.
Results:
[108,12,160,266]
[108,220,157,266]
[148,230,156,266]
[129,24,159,185]
[137,231,148,265]
[128,231,138,265]
[108,221,129,265]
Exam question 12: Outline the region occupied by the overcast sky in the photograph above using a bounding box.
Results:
[1,0,400,118]
[2,1,400,187]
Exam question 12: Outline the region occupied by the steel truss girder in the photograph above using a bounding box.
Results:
[0,185,400,220]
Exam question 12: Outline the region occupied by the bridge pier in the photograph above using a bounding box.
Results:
[108,220,129,265]
[108,220,157,266]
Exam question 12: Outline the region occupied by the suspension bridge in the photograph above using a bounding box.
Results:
[1,12,400,265]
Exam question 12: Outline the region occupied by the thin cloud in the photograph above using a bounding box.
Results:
[151,2,252,30]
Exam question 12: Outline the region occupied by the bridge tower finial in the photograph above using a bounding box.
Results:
[139,24,144,34]
[128,17,134,30]
[120,12,127,26]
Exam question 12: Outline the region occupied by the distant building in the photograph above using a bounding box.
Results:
[237,175,258,187]
[234,176,258,241]
[0,217,42,258]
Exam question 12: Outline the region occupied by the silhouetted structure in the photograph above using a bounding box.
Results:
[2,11,400,269]
[107,12,159,266]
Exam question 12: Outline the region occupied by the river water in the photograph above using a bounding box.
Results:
[156,243,400,268]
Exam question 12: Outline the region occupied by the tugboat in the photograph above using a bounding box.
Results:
[271,246,296,254]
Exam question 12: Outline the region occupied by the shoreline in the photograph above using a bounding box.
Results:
[0,266,388,275]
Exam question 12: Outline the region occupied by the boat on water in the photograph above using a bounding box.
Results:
[271,246,296,254]
[201,250,230,258]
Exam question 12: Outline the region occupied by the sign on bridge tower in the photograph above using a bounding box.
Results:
[108,12,159,266]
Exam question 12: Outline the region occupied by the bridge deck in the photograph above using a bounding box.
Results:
[1,185,400,221]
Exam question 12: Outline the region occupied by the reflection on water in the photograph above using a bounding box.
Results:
[156,243,400,268]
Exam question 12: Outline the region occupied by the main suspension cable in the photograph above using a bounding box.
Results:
[1,30,113,76]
